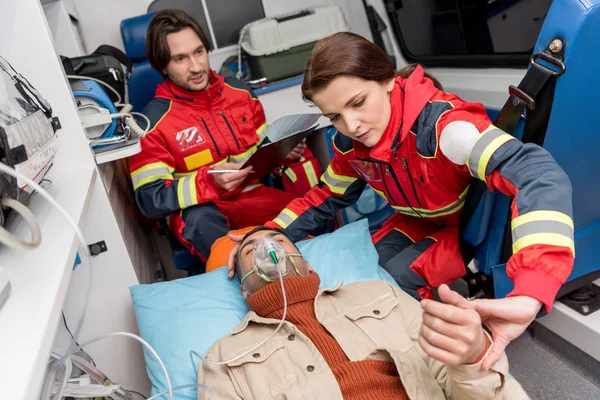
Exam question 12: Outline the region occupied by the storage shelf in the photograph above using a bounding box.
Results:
[0,165,96,400]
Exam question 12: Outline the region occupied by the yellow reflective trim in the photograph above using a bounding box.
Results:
[327,166,357,183]
[478,134,514,179]
[133,174,172,190]
[273,208,298,229]
[184,149,214,170]
[229,144,258,163]
[466,124,515,181]
[390,186,468,218]
[466,125,498,177]
[131,161,175,190]
[391,202,465,218]
[176,176,198,209]
[173,171,197,178]
[512,210,574,230]
[188,177,197,206]
[371,187,387,200]
[273,218,286,228]
[303,162,319,187]
[322,181,344,195]
[256,123,267,138]
[177,177,186,209]
[284,168,298,183]
[513,233,575,256]
[321,165,357,195]
[131,161,174,178]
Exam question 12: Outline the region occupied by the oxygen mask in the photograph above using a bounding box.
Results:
[240,236,303,286]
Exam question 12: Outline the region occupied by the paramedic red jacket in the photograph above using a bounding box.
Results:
[268,66,574,312]
[130,70,274,220]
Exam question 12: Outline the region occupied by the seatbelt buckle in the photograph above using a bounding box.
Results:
[508,85,536,110]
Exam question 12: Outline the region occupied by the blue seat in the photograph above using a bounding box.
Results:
[121,13,203,274]
[464,0,600,299]
[120,12,164,112]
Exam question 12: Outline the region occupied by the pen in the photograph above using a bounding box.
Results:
[207,170,254,174]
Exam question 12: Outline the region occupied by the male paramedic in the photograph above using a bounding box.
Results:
[129,9,322,268]
[198,226,528,400]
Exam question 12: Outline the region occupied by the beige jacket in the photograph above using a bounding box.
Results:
[198,280,515,400]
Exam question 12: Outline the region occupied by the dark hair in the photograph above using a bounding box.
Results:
[146,9,213,76]
[396,63,443,91]
[301,32,442,101]
[234,226,292,280]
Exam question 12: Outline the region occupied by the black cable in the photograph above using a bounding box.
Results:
[61,311,96,366]
[125,389,148,399]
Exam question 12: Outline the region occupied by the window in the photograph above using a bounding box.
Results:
[384,0,553,67]
[148,0,265,49]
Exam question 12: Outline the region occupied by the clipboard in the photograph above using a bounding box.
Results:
[240,124,318,186]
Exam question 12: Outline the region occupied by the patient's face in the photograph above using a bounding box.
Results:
[237,230,310,297]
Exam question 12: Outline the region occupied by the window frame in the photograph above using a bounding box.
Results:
[384,0,544,68]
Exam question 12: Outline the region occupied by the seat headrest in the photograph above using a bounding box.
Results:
[120,12,157,62]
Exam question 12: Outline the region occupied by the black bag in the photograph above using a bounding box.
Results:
[61,45,132,104]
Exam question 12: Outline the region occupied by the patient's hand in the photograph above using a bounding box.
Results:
[419,285,487,366]
[227,233,244,278]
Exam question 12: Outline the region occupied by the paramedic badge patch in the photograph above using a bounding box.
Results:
[176,126,205,151]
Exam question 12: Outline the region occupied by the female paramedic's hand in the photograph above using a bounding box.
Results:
[212,163,253,192]
[470,296,542,370]
[227,233,245,278]
[284,139,307,162]
[419,284,487,366]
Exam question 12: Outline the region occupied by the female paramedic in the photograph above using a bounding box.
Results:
[228,32,574,369]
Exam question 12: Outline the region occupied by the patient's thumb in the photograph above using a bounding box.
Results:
[482,336,508,370]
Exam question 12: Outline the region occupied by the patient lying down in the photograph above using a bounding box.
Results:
[198,226,523,400]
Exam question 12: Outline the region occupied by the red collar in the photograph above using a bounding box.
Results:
[155,69,224,106]
[354,65,439,162]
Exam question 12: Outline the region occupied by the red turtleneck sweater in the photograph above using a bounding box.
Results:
[246,273,409,400]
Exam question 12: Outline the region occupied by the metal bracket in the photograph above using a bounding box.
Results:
[559,283,600,316]
[88,241,108,256]
[466,271,494,301]
[530,37,567,77]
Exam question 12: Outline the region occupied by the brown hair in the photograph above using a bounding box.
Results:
[396,63,443,91]
[146,9,213,76]
[301,32,442,101]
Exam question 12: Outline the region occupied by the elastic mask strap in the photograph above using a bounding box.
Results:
[240,267,274,286]
[287,254,304,276]
[240,268,254,286]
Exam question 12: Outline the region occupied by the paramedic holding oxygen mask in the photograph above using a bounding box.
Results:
[129,10,322,272]
[228,32,575,370]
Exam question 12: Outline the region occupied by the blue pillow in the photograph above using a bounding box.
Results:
[130,219,397,399]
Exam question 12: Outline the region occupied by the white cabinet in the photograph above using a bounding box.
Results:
[0,0,150,398]
[42,0,87,57]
